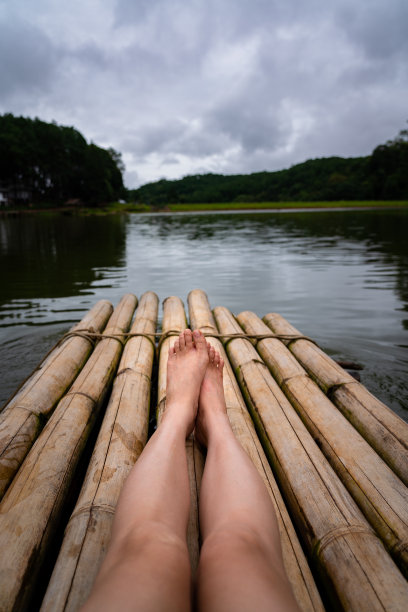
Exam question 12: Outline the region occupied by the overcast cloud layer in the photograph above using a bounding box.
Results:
[0,0,407,187]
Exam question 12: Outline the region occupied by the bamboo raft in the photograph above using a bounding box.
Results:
[0,290,408,611]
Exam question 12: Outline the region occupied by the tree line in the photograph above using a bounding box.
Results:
[1,113,407,207]
[131,127,408,206]
[0,114,125,205]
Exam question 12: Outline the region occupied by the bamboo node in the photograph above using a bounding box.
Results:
[391,538,408,558]
[327,380,360,398]
[313,525,375,559]
[64,390,97,404]
[68,502,116,526]
[116,368,152,383]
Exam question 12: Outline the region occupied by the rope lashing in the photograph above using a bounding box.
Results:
[60,328,319,355]
[0,328,317,411]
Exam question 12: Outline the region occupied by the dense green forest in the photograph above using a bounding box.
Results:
[0,114,125,205]
[131,128,408,206]
[1,113,407,207]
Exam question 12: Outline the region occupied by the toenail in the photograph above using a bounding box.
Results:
[193,330,201,338]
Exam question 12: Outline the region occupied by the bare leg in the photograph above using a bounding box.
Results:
[195,345,300,612]
[82,329,208,612]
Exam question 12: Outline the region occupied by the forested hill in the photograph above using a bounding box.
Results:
[1,113,407,207]
[0,114,125,205]
[131,129,408,205]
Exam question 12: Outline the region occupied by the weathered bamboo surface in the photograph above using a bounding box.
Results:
[156,296,205,573]
[187,290,324,612]
[0,299,113,500]
[237,310,408,577]
[263,312,408,487]
[214,306,408,611]
[0,291,407,612]
[40,292,158,612]
[0,294,137,612]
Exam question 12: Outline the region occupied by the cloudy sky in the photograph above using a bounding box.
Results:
[0,0,407,187]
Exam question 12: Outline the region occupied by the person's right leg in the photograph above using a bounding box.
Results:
[195,345,300,612]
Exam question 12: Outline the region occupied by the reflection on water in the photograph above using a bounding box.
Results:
[0,214,127,303]
[1,209,407,421]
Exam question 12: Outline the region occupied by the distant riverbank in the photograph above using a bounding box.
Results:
[165,200,408,212]
[1,200,408,216]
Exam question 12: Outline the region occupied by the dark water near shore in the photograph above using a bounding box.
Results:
[1,209,407,421]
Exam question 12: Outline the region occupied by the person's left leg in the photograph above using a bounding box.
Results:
[81,329,208,612]
[195,346,300,612]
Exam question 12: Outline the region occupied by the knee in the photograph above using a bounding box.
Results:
[200,523,271,564]
[125,521,188,557]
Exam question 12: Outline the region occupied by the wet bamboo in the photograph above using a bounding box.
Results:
[0,299,113,500]
[187,290,324,612]
[263,312,408,487]
[40,292,158,612]
[0,294,137,612]
[238,310,408,576]
[156,296,204,573]
[214,306,408,612]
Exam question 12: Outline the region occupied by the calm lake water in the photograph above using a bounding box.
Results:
[1,208,407,421]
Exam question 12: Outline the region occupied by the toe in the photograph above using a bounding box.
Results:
[209,346,215,362]
[193,329,206,351]
[214,351,220,367]
[179,331,186,350]
[168,345,176,358]
[185,329,193,349]
[174,339,180,353]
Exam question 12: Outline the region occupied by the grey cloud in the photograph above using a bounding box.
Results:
[72,44,108,70]
[166,128,232,158]
[204,100,285,155]
[1,0,407,187]
[335,0,408,61]
[160,156,180,165]
[119,121,187,155]
[114,0,151,24]
[0,19,62,100]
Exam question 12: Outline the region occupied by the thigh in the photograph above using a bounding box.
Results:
[196,528,300,612]
[82,524,192,612]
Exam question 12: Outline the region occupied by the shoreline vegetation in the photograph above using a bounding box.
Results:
[1,200,408,216]
[1,114,407,210]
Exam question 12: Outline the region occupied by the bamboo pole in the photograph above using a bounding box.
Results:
[238,310,408,576]
[0,294,137,612]
[156,296,204,574]
[0,300,113,500]
[187,290,324,612]
[263,313,408,487]
[40,292,158,612]
[213,306,408,612]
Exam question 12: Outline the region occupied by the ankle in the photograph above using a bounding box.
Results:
[205,412,232,445]
[159,410,192,439]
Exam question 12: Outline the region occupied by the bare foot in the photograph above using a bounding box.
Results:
[195,342,228,447]
[165,329,209,437]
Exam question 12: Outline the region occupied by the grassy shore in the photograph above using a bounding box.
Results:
[167,200,408,212]
[2,200,408,216]
[93,200,408,214]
